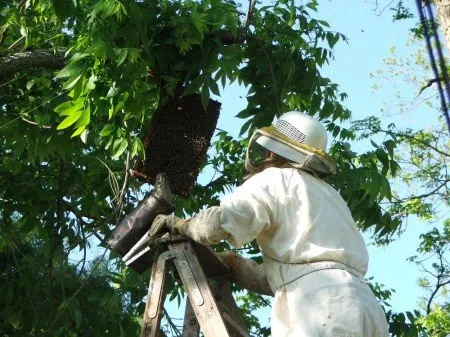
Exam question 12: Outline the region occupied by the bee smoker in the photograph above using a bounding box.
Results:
[107,173,174,273]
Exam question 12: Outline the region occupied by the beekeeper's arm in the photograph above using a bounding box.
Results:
[165,169,275,247]
[156,169,275,295]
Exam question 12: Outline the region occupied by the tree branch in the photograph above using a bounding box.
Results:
[21,116,52,129]
[244,0,258,31]
[119,151,130,206]
[380,128,449,157]
[163,307,182,337]
[76,221,87,277]
[417,77,444,96]
[392,179,449,203]
[372,0,396,16]
[0,49,65,83]
[425,248,450,314]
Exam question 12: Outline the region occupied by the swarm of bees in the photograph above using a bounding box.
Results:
[133,93,221,197]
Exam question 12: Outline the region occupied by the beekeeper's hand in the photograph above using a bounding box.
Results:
[149,213,184,238]
[217,251,274,297]
[151,207,231,246]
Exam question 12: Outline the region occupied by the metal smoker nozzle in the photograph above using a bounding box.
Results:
[107,173,174,272]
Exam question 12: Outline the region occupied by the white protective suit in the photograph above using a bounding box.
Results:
[179,166,389,337]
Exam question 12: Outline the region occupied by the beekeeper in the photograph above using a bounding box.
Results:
[153,111,389,337]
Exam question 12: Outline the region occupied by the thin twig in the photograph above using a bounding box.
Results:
[392,179,449,203]
[0,92,64,129]
[0,70,31,88]
[97,157,121,207]
[417,77,444,96]
[119,151,131,207]
[68,205,111,246]
[372,0,396,16]
[10,245,23,279]
[425,249,450,314]
[77,221,87,277]
[21,116,52,129]
[163,307,182,337]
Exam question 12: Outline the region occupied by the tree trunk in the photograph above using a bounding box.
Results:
[0,49,65,82]
[433,0,450,50]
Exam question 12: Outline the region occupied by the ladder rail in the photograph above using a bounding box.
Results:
[140,253,171,337]
[140,239,249,337]
[170,242,232,337]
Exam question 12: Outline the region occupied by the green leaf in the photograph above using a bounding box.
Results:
[114,92,129,114]
[54,98,84,116]
[318,20,330,28]
[112,139,128,159]
[201,84,210,111]
[57,110,83,130]
[70,53,91,62]
[71,126,86,138]
[87,74,97,90]
[375,148,389,173]
[20,26,28,37]
[235,107,256,119]
[406,311,415,323]
[383,139,396,157]
[131,138,144,158]
[62,74,82,90]
[380,178,392,200]
[228,13,238,38]
[75,106,91,128]
[52,0,70,17]
[108,103,114,120]
[326,32,339,49]
[107,83,119,98]
[239,119,253,136]
[56,62,84,79]
[207,76,220,96]
[26,79,34,90]
[332,125,340,138]
[80,129,89,144]
[117,48,128,66]
[100,124,115,137]
[306,2,318,10]
[310,93,321,113]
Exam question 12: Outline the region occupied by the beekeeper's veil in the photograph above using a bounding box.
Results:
[245,111,336,176]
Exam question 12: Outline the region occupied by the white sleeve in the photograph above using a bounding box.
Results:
[219,170,276,247]
[178,206,231,246]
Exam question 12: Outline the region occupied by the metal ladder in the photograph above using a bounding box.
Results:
[138,235,249,337]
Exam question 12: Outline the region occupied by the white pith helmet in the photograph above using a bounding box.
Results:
[245,111,336,175]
